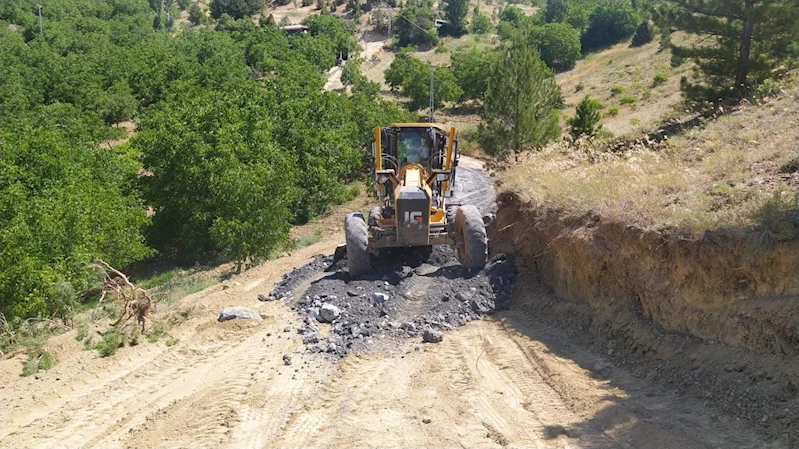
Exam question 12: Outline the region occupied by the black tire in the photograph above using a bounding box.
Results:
[345,213,371,278]
[455,205,487,270]
[445,205,459,236]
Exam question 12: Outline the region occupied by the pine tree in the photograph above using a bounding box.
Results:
[630,20,654,47]
[567,96,603,139]
[444,0,470,34]
[478,33,562,160]
[657,0,799,96]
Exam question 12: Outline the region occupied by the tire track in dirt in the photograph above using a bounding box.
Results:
[1,342,220,449]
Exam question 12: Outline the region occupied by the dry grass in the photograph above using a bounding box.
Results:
[503,82,799,238]
[557,35,694,137]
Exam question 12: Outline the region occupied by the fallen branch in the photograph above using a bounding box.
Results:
[92,260,160,334]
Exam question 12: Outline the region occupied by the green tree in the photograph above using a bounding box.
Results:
[385,51,427,91]
[209,0,266,19]
[443,0,469,34]
[499,5,525,25]
[451,47,497,101]
[470,12,492,34]
[545,0,568,23]
[478,36,562,160]
[394,0,438,47]
[406,66,462,111]
[582,1,639,51]
[1,107,151,319]
[631,19,654,47]
[189,3,205,25]
[528,22,581,72]
[656,0,799,96]
[133,84,297,265]
[567,95,603,138]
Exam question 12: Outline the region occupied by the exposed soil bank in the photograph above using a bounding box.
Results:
[491,192,799,444]
[493,192,799,356]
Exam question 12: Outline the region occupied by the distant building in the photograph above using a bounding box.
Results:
[281,24,309,36]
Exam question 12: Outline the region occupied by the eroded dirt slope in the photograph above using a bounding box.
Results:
[0,157,785,449]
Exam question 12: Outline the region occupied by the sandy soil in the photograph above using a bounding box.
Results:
[0,157,780,449]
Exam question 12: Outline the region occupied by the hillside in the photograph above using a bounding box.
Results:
[503,81,799,237]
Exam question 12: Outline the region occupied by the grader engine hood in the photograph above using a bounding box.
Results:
[395,168,431,246]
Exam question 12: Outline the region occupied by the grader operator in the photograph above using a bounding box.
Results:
[343,123,488,278]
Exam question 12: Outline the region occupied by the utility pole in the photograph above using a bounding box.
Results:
[387,6,392,39]
[36,4,43,36]
[429,66,435,123]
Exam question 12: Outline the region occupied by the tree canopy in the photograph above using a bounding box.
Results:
[0,0,409,320]
[478,35,563,160]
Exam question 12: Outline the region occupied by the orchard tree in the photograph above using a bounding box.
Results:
[210,0,266,19]
[471,12,492,34]
[545,0,568,23]
[451,47,497,101]
[385,51,428,91]
[656,0,799,97]
[394,0,438,47]
[133,84,298,265]
[478,35,562,160]
[529,22,581,72]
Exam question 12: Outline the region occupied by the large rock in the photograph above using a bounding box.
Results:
[318,303,342,323]
[371,292,389,304]
[218,307,262,322]
[422,328,444,343]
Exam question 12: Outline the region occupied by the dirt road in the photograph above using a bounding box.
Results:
[0,158,782,449]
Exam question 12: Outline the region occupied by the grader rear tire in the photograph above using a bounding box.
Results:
[455,205,487,270]
[344,213,371,278]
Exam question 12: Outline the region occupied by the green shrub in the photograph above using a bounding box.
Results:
[757,79,782,97]
[21,349,56,377]
[653,72,669,86]
[75,322,88,342]
[620,96,637,104]
[606,107,620,116]
[629,117,641,126]
[528,22,582,72]
[95,330,125,357]
[610,85,625,95]
[575,82,584,92]
[471,13,492,34]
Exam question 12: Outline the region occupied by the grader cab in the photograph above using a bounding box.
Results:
[342,124,488,278]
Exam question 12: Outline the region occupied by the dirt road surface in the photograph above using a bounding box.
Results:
[0,157,782,449]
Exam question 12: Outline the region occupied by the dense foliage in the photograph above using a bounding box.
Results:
[528,22,582,72]
[393,0,438,47]
[450,47,498,101]
[478,34,562,160]
[442,0,469,35]
[384,52,462,110]
[0,0,408,320]
[210,0,265,20]
[580,1,639,51]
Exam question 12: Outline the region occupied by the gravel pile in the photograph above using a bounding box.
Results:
[269,246,516,356]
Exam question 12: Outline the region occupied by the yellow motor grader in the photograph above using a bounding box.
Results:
[343,123,487,278]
